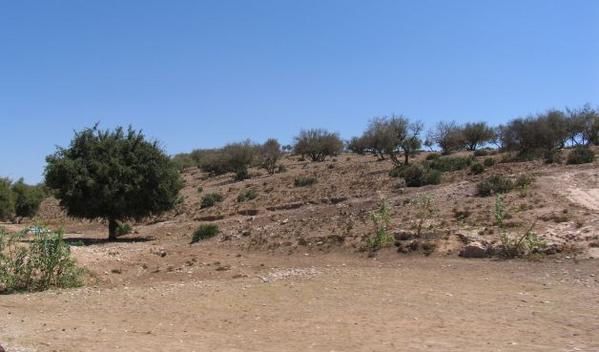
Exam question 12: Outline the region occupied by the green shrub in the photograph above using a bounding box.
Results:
[367,200,394,251]
[483,157,496,167]
[237,189,258,202]
[116,222,132,236]
[513,174,535,189]
[0,227,84,293]
[294,176,317,187]
[399,165,441,187]
[470,163,485,175]
[190,224,219,244]
[201,193,224,208]
[428,156,473,172]
[425,153,441,160]
[567,147,595,164]
[197,186,203,193]
[477,175,514,197]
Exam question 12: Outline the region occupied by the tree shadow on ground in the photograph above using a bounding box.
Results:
[62,236,155,246]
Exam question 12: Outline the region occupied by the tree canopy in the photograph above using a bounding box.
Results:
[45,125,183,240]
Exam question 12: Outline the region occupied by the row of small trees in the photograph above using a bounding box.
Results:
[0,178,46,222]
[350,104,599,164]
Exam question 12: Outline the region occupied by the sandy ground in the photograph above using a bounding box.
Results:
[1,248,598,352]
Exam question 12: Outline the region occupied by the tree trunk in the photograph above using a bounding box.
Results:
[108,218,118,241]
[404,150,409,165]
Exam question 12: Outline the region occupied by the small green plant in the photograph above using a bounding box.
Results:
[294,176,317,187]
[567,146,594,165]
[470,163,485,175]
[197,186,203,193]
[428,156,473,172]
[116,222,132,236]
[367,199,394,251]
[495,195,545,259]
[425,153,441,160]
[190,224,219,244]
[477,175,513,197]
[483,157,496,167]
[411,195,437,237]
[201,193,224,208]
[0,227,84,293]
[237,189,258,202]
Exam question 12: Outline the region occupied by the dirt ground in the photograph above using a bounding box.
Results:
[1,245,598,352]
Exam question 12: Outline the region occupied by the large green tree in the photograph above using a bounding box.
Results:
[45,125,183,240]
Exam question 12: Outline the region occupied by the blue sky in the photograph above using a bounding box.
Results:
[1,0,598,183]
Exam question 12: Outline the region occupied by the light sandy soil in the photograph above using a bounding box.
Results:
[1,246,598,352]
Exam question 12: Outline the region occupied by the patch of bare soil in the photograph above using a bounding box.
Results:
[1,246,598,352]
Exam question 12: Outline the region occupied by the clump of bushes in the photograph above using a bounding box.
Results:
[428,156,473,172]
[425,153,441,160]
[190,224,219,244]
[477,175,514,196]
[470,163,485,175]
[201,193,224,208]
[294,176,317,187]
[259,138,283,174]
[237,189,258,202]
[567,147,595,164]
[0,227,84,294]
[483,157,496,167]
[393,164,441,187]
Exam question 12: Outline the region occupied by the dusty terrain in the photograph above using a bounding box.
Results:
[2,151,599,351]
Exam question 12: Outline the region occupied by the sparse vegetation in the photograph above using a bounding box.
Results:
[477,175,514,197]
[294,176,317,187]
[0,227,84,294]
[483,157,496,167]
[116,222,132,237]
[411,195,437,237]
[367,199,394,251]
[237,189,258,202]
[201,193,224,208]
[494,195,545,258]
[567,146,594,164]
[470,163,485,175]
[191,224,219,243]
[428,156,473,172]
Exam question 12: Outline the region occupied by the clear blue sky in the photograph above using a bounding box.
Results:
[1,0,597,183]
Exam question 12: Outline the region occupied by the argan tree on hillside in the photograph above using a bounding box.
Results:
[349,115,423,165]
[461,122,495,151]
[293,129,343,162]
[45,125,183,240]
[0,178,13,221]
[260,138,282,174]
[427,121,465,154]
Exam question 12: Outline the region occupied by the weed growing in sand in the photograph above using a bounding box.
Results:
[367,199,394,251]
[191,224,219,244]
[411,194,437,237]
[0,227,84,294]
[201,193,223,208]
[495,195,545,259]
[237,189,258,202]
